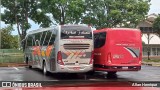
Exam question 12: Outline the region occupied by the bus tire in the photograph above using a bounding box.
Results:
[107,71,117,79]
[28,65,32,69]
[43,61,48,75]
[26,57,28,64]
[107,71,117,75]
[86,70,95,76]
[26,57,32,69]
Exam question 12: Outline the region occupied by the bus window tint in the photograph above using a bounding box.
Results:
[61,26,92,39]
[27,35,32,46]
[94,33,100,48]
[99,32,106,47]
[35,32,41,46]
[43,31,51,46]
[48,34,56,45]
[94,32,106,48]
[41,31,47,46]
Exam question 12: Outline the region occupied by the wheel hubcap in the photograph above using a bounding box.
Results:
[43,63,46,74]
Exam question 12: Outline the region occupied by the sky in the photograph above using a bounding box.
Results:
[1,0,160,35]
[148,0,160,14]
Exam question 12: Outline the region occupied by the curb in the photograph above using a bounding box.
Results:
[142,62,160,67]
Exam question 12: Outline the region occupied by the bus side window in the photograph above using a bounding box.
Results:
[27,35,32,47]
[32,35,36,46]
[94,32,106,48]
[41,31,47,46]
[48,34,56,45]
[94,33,100,48]
[36,40,40,46]
[35,32,42,46]
[43,31,52,46]
[98,32,106,48]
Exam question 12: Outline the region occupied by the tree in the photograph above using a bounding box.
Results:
[82,0,150,29]
[40,0,86,24]
[1,0,151,39]
[1,0,52,41]
[153,14,160,37]
[1,26,18,49]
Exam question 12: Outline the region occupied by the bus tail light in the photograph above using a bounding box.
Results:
[107,52,112,64]
[89,51,94,64]
[57,51,64,65]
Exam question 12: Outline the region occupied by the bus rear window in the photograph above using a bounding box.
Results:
[61,26,92,39]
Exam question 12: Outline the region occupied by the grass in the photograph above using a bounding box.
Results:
[143,56,160,63]
[0,54,24,63]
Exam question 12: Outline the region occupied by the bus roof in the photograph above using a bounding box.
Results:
[27,27,55,35]
[94,28,141,33]
[27,24,91,35]
[61,24,90,27]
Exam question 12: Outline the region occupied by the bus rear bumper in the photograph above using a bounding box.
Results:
[51,65,93,73]
[94,64,141,71]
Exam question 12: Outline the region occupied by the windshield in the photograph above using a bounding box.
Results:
[61,26,92,39]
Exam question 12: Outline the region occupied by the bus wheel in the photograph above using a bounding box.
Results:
[86,70,95,76]
[26,57,32,69]
[28,65,32,69]
[107,71,117,75]
[107,71,117,79]
[43,61,48,75]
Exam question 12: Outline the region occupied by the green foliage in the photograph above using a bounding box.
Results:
[143,59,160,62]
[82,0,150,29]
[153,15,160,36]
[1,0,150,38]
[142,41,145,45]
[0,49,24,64]
[1,0,52,40]
[1,26,18,49]
[40,0,86,24]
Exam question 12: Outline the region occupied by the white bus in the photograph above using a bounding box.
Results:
[24,25,94,75]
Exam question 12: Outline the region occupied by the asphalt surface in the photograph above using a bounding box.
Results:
[0,65,160,87]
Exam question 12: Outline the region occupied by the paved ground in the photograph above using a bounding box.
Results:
[0,65,159,81]
[0,65,159,86]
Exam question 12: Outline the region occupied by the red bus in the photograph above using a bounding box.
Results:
[93,28,142,75]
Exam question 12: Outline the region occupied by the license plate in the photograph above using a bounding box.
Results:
[73,67,80,70]
[122,67,128,69]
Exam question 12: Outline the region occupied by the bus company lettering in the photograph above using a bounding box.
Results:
[116,44,135,46]
[62,30,90,35]
[113,54,124,59]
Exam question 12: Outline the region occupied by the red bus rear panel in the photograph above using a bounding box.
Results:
[93,28,142,72]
